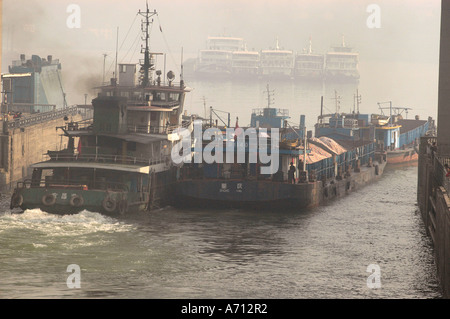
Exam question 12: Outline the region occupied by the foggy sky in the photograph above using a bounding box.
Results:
[1,0,441,108]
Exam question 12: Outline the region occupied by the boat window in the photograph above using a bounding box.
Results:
[153,92,166,101]
[169,93,179,101]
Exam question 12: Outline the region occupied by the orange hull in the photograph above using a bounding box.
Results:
[386,149,418,165]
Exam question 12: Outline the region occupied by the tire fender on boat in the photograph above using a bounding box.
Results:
[69,194,84,207]
[42,193,56,206]
[10,193,23,208]
[102,197,117,213]
[118,199,128,215]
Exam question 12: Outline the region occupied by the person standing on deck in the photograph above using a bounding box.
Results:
[288,162,296,184]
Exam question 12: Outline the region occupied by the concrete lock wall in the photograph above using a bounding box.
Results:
[0,113,82,192]
[418,137,450,298]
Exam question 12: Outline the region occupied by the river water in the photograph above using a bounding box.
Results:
[0,165,442,299]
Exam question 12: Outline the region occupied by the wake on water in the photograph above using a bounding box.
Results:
[0,208,136,238]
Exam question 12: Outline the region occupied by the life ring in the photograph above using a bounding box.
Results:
[42,193,56,206]
[118,199,128,215]
[102,197,117,213]
[69,195,84,207]
[10,193,23,208]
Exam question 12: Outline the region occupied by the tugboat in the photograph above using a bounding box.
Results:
[10,5,192,215]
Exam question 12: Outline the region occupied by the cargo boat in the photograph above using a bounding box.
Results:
[174,91,386,210]
[315,100,435,166]
[9,5,192,215]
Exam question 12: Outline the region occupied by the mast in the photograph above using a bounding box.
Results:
[308,36,312,54]
[138,3,157,87]
[354,89,361,114]
[332,90,341,115]
[265,84,275,108]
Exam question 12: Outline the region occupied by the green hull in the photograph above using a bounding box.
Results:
[11,187,146,216]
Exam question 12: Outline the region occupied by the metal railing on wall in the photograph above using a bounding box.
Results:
[4,106,80,131]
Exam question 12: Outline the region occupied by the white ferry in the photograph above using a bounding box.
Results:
[196,36,245,78]
[231,50,260,77]
[259,39,294,79]
[294,37,324,80]
[324,36,360,81]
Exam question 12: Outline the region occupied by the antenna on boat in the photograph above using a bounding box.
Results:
[265,84,275,108]
[309,36,312,54]
[180,46,184,87]
[114,27,119,87]
[320,96,324,124]
[138,2,158,87]
[203,96,207,119]
[353,89,361,114]
[332,90,341,115]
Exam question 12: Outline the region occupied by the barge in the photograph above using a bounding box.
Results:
[174,91,385,210]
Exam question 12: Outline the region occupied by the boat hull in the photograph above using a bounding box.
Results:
[386,148,418,165]
[10,187,145,216]
[174,161,386,210]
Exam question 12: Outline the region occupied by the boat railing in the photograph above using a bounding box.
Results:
[17,178,130,192]
[127,119,192,135]
[65,118,94,131]
[251,108,289,117]
[54,116,192,136]
[46,151,166,167]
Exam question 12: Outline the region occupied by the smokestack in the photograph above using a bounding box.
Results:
[47,55,52,63]
[20,54,25,62]
[437,0,450,156]
[300,115,305,128]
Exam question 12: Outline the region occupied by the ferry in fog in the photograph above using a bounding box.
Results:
[294,37,324,80]
[259,39,294,80]
[324,36,360,81]
[190,35,359,82]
